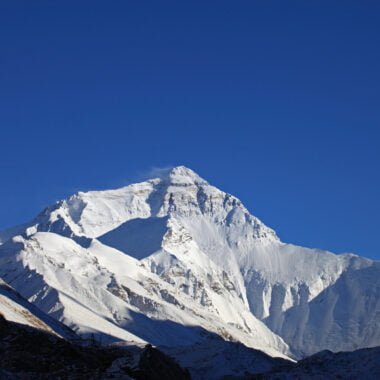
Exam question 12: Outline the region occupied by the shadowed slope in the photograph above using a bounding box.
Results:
[99,216,169,259]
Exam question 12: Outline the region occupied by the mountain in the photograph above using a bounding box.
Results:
[256,346,380,379]
[162,337,290,380]
[0,166,379,368]
[0,312,191,379]
[0,277,77,340]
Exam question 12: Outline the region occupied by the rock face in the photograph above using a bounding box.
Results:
[0,166,379,367]
[130,344,191,380]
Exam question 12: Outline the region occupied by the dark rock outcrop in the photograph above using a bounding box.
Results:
[0,316,191,379]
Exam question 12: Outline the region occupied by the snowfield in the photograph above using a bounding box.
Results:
[0,277,76,340]
[0,166,379,364]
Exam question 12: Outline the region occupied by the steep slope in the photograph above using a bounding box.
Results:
[0,166,379,359]
[0,231,290,359]
[0,277,76,340]
[163,336,290,380]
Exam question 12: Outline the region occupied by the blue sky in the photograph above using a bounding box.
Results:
[0,1,379,259]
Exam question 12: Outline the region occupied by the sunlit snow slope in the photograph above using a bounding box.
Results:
[0,166,379,358]
[0,277,76,339]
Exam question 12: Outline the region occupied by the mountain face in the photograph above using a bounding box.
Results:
[0,277,77,340]
[0,166,379,363]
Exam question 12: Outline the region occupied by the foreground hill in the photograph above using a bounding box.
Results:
[0,313,190,379]
[255,347,380,380]
[1,307,378,380]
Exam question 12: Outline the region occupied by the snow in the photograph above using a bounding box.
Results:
[0,165,379,364]
[163,336,289,380]
[0,231,290,358]
[0,277,76,339]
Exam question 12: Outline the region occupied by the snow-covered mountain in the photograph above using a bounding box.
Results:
[0,277,76,340]
[0,166,379,362]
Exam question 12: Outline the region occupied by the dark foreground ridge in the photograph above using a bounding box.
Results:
[252,347,380,380]
[1,312,380,379]
[0,313,190,380]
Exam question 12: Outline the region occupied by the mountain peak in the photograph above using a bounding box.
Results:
[1,165,379,365]
[152,166,208,185]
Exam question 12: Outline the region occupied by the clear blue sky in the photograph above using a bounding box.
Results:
[0,1,379,260]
